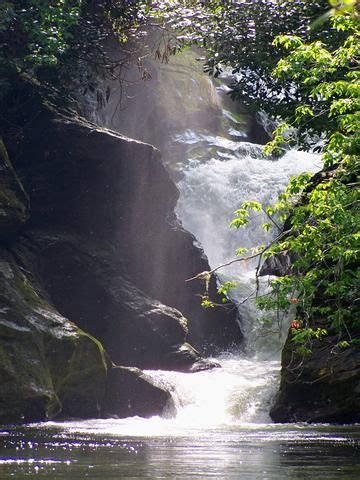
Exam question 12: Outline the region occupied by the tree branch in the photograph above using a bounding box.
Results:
[186,229,291,282]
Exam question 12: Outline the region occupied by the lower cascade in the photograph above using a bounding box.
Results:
[146,355,280,427]
[48,355,280,436]
[138,136,320,428]
[140,141,320,429]
[98,136,320,432]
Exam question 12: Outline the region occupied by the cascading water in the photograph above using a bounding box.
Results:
[175,137,321,354]
[148,355,281,426]
[107,65,320,427]
[138,135,320,428]
[145,130,319,427]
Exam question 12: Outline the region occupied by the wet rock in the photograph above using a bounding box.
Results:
[259,252,296,277]
[14,229,204,371]
[270,331,360,423]
[101,366,175,419]
[0,247,107,424]
[190,357,221,372]
[7,85,241,356]
[0,138,29,241]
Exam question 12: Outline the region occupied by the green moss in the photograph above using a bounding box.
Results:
[0,248,107,423]
[0,138,29,238]
[46,331,107,418]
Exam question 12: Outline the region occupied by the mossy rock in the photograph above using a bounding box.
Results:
[0,137,29,241]
[0,247,107,424]
[271,330,360,423]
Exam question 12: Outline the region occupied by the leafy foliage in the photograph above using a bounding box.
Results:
[230,8,359,352]
[0,1,84,67]
[0,1,154,103]
[149,0,342,115]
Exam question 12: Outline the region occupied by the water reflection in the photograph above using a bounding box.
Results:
[0,424,359,479]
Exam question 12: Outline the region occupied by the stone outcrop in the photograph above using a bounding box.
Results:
[101,366,175,418]
[271,330,360,423]
[0,78,242,422]
[0,246,107,424]
[6,81,241,357]
[14,228,203,371]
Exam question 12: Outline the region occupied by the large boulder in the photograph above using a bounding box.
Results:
[0,247,107,424]
[101,366,175,418]
[14,229,203,371]
[5,83,241,356]
[270,329,360,423]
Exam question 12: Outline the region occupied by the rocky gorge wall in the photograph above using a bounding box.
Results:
[79,46,360,424]
[271,331,360,423]
[0,78,242,424]
[261,253,360,424]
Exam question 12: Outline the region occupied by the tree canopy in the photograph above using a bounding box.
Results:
[206,3,359,353]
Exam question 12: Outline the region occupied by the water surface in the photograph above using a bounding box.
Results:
[1,421,359,479]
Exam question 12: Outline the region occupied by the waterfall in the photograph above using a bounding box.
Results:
[97,50,321,426]
[175,139,320,355]
[140,137,319,427]
[134,64,321,426]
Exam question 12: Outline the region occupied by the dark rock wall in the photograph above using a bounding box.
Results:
[271,331,360,423]
[9,86,241,355]
[0,79,242,423]
[262,254,360,424]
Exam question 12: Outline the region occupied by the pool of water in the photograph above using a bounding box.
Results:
[0,422,359,479]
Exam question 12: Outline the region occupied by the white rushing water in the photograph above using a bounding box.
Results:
[97,133,320,434]
[175,136,321,355]
[46,355,280,437]
[154,127,320,428]
[149,354,280,427]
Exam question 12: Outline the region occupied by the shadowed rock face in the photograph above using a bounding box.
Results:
[0,246,107,424]
[271,331,360,423]
[0,138,29,242]
[0,79,242,422]
[14,229,202,371]
[10,85,242,356]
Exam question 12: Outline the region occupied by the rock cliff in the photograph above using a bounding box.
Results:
[270,330,360,423]
[261,252,360,423]
[0,79,242,423]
